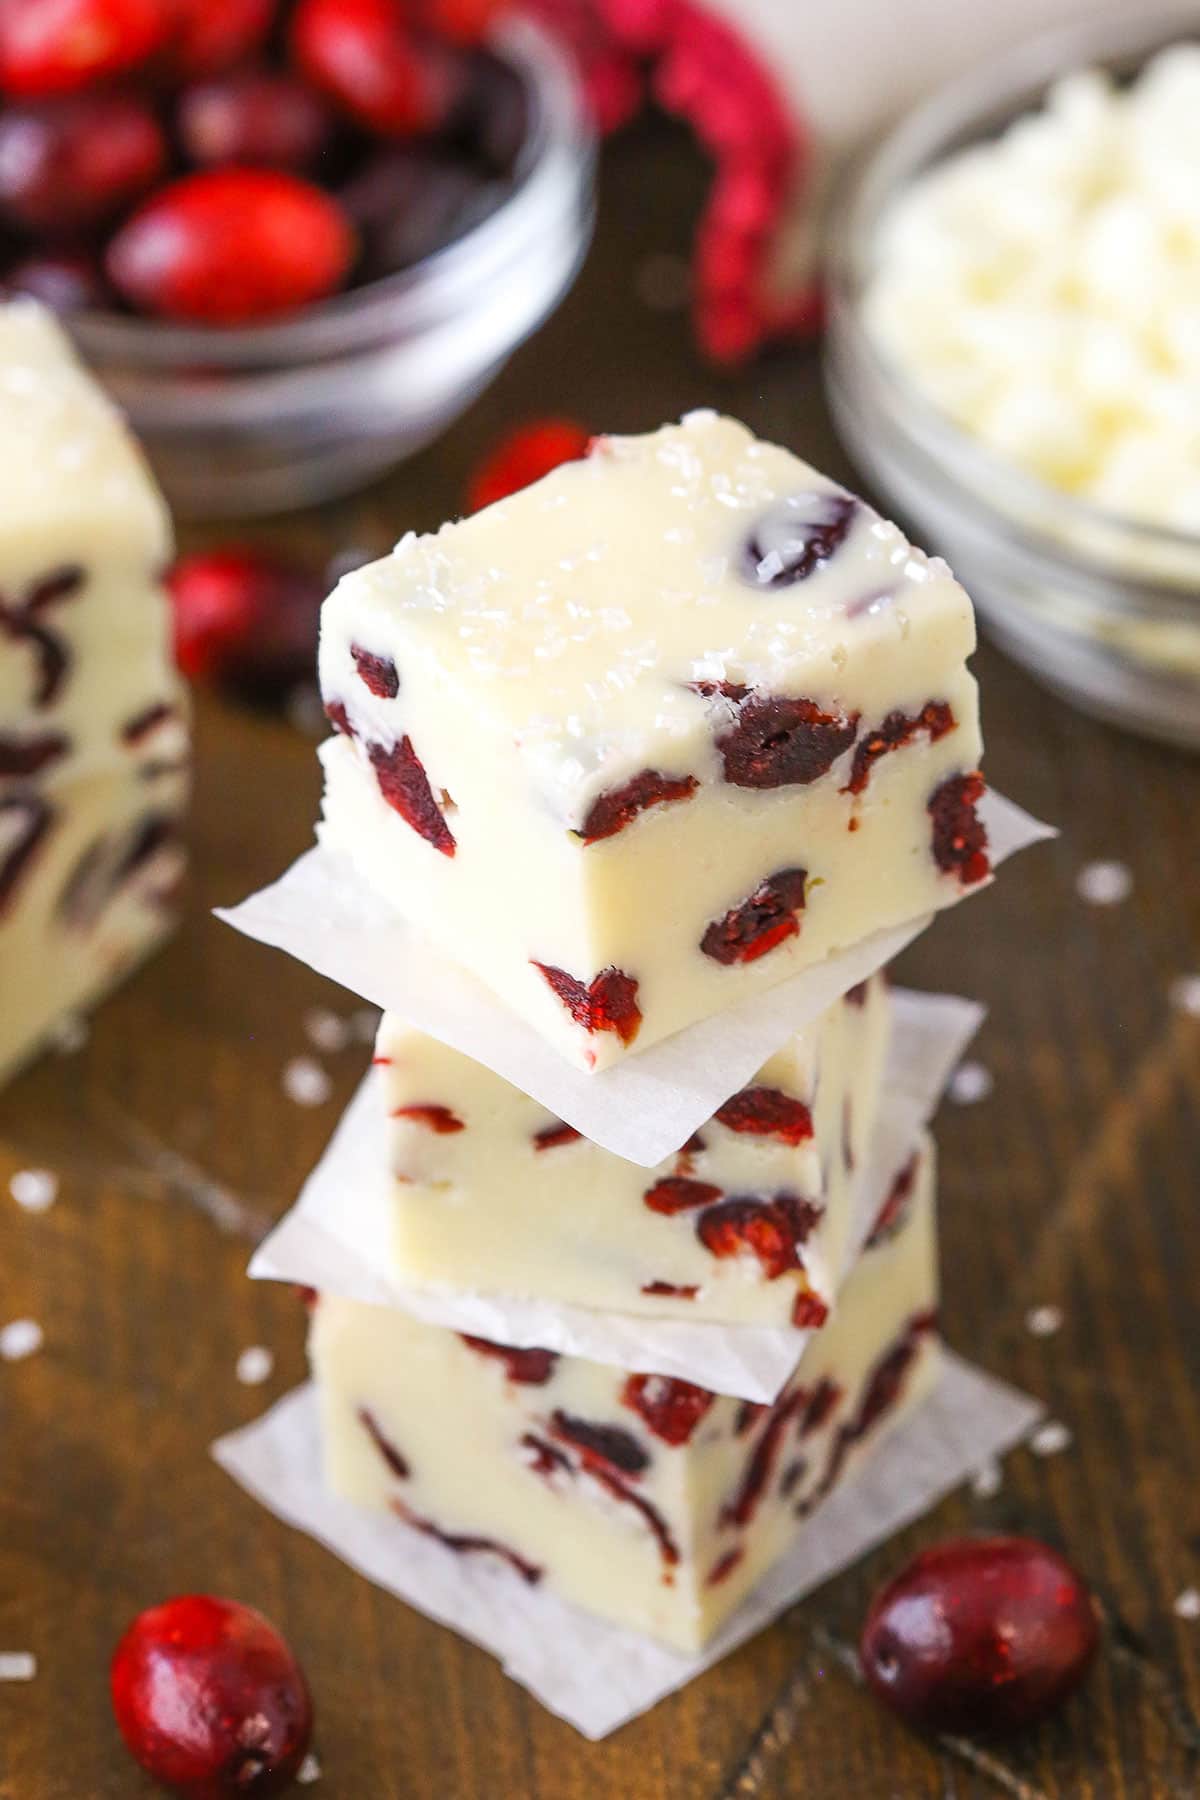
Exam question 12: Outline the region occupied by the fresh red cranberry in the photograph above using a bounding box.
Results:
[467,418,591,511]
[642,1175,722,1216]
[860,1537,1100,1734]
[577,768,698,844]
[459,1335,557,1383]
[291,0,460,136]
[929,772,990,887]
[0,93,165,234]
[622,1373,715,1446]
[845,701,956,797]
[167,547,325,702]
[532,961,642,1045]
[350,643,399,698]
[715,1086,813,1145]
[107,170,355,325]
[412,0,504,46]
[742,494,858,588]
[339,144,492,278]
[391,1103,464,1132]
[717,693,858,789]
[2,248,108,310]
[696,1193,821,1279]
[110,1595,313,1798]
[518,0,642,134]
[367,736,456,856]
[700,867,808,965]
[178,70,334,173]
[171,0,275,78]
[0,0,170,99]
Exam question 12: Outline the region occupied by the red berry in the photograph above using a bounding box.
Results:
[459,1335,558,1383]
[291,0,460,136]
[178,70,334,173]
[0,0,170,97]
[0,92,166,234]
[929,771,991,887]
[844,700,956,797]
[412,0,504,46]
[107,169,355,324]
[716,694,859,790]
[467,418,591,511]
[532,960,642,1045]
[622,1373,715,1446]
[171,0,275,78]
[576,768,698,844]
[167,546,325,700]
[110,1595,313,1798]
[860,1536,1099,1734]
[715,1085,813,1145]
[2,247,108,310]
[700,867,808,965]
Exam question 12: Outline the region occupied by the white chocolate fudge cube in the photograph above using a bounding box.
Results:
[311,1134,939,1653]
[376,973,890,1327]
[317,412,985,1071]
[0,302,188,1085]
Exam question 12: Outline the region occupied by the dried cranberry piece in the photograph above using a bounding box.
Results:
[701,868,807,966]
[643,1175,722,1216]
[622,1373,715,1446]
[865,1152,919,1250]
[741,494,857,589]
[583,1464,680,1569]
[551,1411,649,1476]
[520,1432,570,1479]
[369,736,456,856]
[0,0,170,98]
[717,693,858,789]
[532,1119,581,1151]
[467,418,592,511]
[696,1193,821,1280]
[392,1103,464,1133]
[715,1085,813,1145]
[169,548,324,702]
[860,1536,1099,1734]
[324,699,354,738]
[734,1400,767,1437]
[803,1312,938,1516]
[0,794,53,919]
[121,702,175,746]
[844,701,956,796]
[792,1289,829,1329]
[798,1377,842,1437]
[723,1387,807,1527]
[0,731,68,776]
[641,1280,698,1299]
[707,1547,744,1587]
[350,644,399,699]
[178,69,333,173]
[391,1497,542,1584]
[0,93,166,234]
[109,1595,313,1799]
[577,769,699,844]
[0,563,84,709]
[460,1336,557,1384]
[929,772,990,886]
[532,961,641,1045]
[357,1405,410,1479]
[689,677,749,704]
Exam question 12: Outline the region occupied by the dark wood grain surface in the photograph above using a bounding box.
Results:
[3,116,1199,1800]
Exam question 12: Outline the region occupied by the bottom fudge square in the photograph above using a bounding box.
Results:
[309,1136,940,1653]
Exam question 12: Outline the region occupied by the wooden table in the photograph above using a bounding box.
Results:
[3,116,1199,1800]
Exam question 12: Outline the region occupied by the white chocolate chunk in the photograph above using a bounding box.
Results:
[376,974,890,1327]
[311,1137,939,1653]
[318,414,984,1070]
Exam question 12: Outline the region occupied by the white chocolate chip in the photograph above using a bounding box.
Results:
[1168,973,1200,1018]
[1025,1305,1064,1338]
[9,1169,57,1213]
[236,1346,274,1386]
[297,1752,322,1784]
[304,1009,350,1054]
[0,1653,36,1682]
[948,1061,993,1105]
[1076,860,1133,906]
[0,1319,43,1362]
[1174,1587,1200,1620]
[282,1058,332,1108]
[1029,1420,1072,1457]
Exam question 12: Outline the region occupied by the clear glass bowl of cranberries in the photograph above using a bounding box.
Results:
[824,3,1200,751]
[0,2,594,518]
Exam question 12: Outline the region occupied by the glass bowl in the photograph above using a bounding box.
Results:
[65,18,595,520]
[824,1,1200,750]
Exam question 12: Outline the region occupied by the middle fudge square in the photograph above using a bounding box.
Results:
[375,973,891,1329]
[317,411,988,1072]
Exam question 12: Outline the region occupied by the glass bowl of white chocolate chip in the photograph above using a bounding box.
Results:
[825,3,1200,749]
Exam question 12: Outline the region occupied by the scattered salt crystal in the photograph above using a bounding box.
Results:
[948,1061,993,1105]
[634,252,691,312]
[1076,859,1133,906]
[304,1009,350,1055]
[0,1320,43,1362]
[971,1458,1003,1498]
[1174,1587,1200,1620]
[282,1059,332,1108]
[48,1013,88,1054]
[1030,1420,1072,1457]
[352,1008,382,1045]
[236,1346,274,1386]
[9,1169,57,1213]
[0,1653,36,1682]
[1168,973,1200,1019]
[297,1752,322,1784]
[1025,1304,1064,1338]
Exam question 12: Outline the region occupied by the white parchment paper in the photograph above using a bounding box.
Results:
[250,989,982,1402]
[213,1355,1041,1740]
[217,790,1051,1167]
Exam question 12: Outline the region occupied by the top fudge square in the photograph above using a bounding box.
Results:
[318,412,987,1071]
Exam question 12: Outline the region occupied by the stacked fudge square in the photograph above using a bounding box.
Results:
[295,411,991,1654]
[0,302,188,1088]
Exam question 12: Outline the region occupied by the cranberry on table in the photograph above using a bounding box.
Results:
[168,546,327,701]
[171,0,276,79]
[178,71,335,173]
[860,1535,1100,1735]
[0,0,170,99]
[291,0,463,136]
[467,418,592,511]
[0,92,166,235]
[106,169,355,325]
[2,248,109,311]
[110,1594,312,1798]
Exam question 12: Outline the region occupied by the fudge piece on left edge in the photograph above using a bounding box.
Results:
[309,1134,939,1654]
[317,411,987,1072]
[374,973,890,1327]
[0,301,188,1086]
